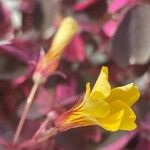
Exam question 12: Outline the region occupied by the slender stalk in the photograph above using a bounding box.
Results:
[19,128,58,149]
[32,116,51,140]
[32,111,57,140]
[13,80,40,144]
[36,128,58,144]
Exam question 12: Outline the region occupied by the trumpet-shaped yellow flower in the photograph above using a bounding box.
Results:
[55,66,140,132]
[33,17,78,82]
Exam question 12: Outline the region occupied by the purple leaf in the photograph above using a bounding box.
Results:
[0,44,30,64]
[55,79,77,105]
[108,0,136,14]
[136,137,150,150]
[64,34,85,62]
[111,4,150,67]
[96,131,137,150]
[73,0,97,11]
[102,20,118,37]
[0,1,11,39]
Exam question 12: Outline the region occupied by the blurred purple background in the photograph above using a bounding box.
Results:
[0,0,150,149]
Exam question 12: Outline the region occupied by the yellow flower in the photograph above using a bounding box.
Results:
[33,17,78,82]
[55,66,140,132]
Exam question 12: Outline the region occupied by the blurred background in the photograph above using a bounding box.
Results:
[0,0,150,149]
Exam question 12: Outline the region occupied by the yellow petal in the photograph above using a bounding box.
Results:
[90,66,111,101]
[46,17,78,60]
[84,82,91,101]
[74,82,91,111]
[61,98,110,128]
[82,98,110,118]
[106,83,140,106]
[99,110,124,131]
[73,83,110,119]
[109,100,136,131]
[98,100,137,131]
[56,87,110,129]
[120,119,137,130]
